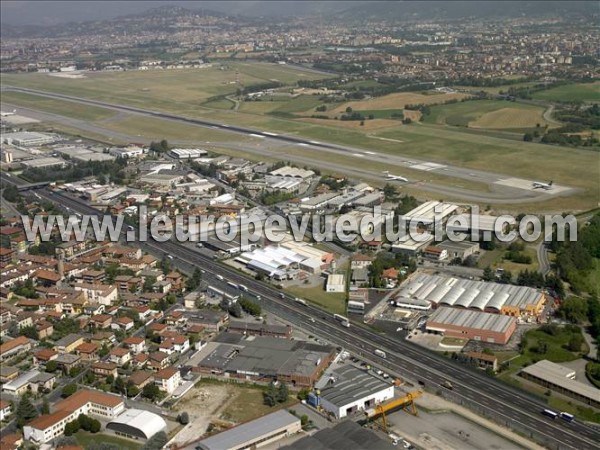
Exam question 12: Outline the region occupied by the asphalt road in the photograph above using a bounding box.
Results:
[1,86,573,204]
[11,181,597,450]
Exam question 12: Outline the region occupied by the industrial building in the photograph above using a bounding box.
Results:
[436,240,480,261]
[326,274,346,293]
[235,241,332,279]
[519,360,600,408]
[2,131,56,146]
[281,420,396,450]
[21,157,66,169]
[194,409,301,450]
[169,148,207,159]
[400,200,460,226]
[194,333,336,387]
[106,408,167,441]
[315,365,395,419]
[396,273,546,317]
[391,235,434,256]
[426,307,517,344]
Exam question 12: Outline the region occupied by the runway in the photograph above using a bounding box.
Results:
[1,86,577,205]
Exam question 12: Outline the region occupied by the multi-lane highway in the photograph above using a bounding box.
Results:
[10,180,597,450]
[1,86,574,204]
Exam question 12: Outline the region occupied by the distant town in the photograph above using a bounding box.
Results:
[0,2,599,450]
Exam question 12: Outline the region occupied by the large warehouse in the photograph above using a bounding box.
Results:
[395,273,545,317]
[194,333,336,387]
[520,360,600,409]
[194,409,300,450]
[316,365,395,419]
[106,409,167,441]
[426,307,517,344]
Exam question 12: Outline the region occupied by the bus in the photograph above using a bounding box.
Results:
[333,314,350,328]
[374,349,387,359]
[560,412,575,423]
[294,298,308,306]
[542,409,558,420]
[347,301,365,314]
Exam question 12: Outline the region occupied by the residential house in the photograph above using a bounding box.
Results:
[112,316,134,332]
[54,354,81,374]
[122,336,146,354]
[0,336,32,362]
[75,342,99,361]
[0,400,12,421]
[54,334,85,353]
[33,348,58,367]
[89,314,113,330]
[109,348,131,366]
[154,367,181,394]
[128,370,153,391]
[91,362,118,378]
[148,351,170,371]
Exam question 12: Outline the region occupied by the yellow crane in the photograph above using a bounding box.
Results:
[364,391,423,433]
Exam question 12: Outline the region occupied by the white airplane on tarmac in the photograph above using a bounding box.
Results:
[383,171,409,182]
[532,180,554,190]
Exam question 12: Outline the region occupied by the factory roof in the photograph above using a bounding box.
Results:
[427,307,515,334]
[396,273,543,312]
[318,365,391,407]
[196,409,300,450]
[281,420,395,450]
[520,360,599,402]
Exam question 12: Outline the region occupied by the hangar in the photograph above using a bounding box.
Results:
[106,408,167,440]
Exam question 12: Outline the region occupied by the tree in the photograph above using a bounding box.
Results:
[16,395,38,428]
[264,381,277,407]
[383,183,397,200]
[142,431,168,450]
[229,301,243,318]
[568,333,584,352]
[41,396,50,415]
[64,418,81,436]
[178,412,190,425]
[20,325,39,340]
[346,106,353,113]
[558,297,588,324]
[300,414,309,427]
[45,360,58,373]
[297,388,310,401]
[482,266,494,282]
[113,376,126,395]
[62,383,78,398]
[277,382,289,403]
[142,383,162,402]
[523,132,534,142]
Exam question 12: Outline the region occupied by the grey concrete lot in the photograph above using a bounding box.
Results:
[386,408,526,450]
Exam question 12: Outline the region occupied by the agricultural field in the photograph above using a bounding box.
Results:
[424,99,548,128]
[326,91,470,116]
[531,81,600,103]
[1,91,116,121]
[1,62,333,113]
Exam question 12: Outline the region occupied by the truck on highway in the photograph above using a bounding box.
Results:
[374,349,387,359]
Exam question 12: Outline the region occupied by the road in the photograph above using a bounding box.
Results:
[13,180,597,450]
[1,86,575,205]
[537,241,552,275]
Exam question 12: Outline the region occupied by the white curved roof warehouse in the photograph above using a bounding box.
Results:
[106,408,167,440]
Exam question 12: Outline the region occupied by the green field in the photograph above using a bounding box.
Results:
[424,100,547,128]
[285,285,346,315]
[2,67,599,212]
[1,62,332,114]
[531,82,600,102]
[1,91,116,121]
[76,431,141,450]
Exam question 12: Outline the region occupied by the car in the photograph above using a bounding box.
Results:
[309,318,316,323]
